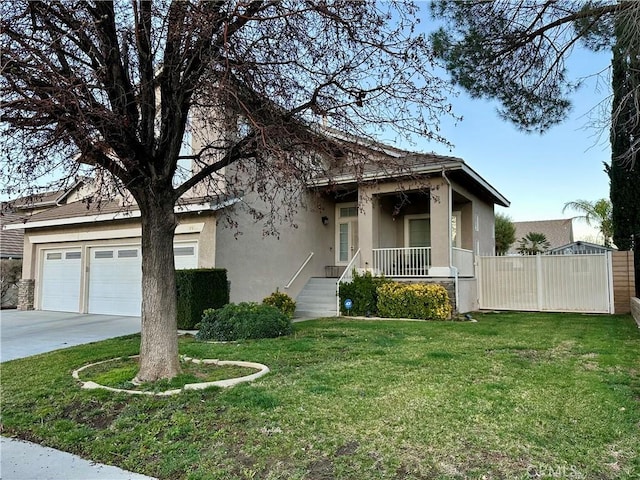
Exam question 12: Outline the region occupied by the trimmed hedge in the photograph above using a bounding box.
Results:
[338,270,389,316]
[196,302,292,341]
[176,269,229,329]
[376,282,452,320]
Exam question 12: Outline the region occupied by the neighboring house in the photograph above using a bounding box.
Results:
[1,184,87,308]
[548,241,615,255]
[508,219,574,255]
[6,136,509,316]
[1,180,90,259]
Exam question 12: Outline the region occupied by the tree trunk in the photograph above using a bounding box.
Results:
[134,194,181,383]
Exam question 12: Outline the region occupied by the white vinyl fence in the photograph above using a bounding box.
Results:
[477,253,614,314]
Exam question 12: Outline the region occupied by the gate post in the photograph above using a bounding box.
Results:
[536,254,543,311]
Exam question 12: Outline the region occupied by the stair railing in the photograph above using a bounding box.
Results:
[284,252,314,290]
[335,249,361,316]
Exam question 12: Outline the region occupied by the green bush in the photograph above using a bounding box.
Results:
[176,269,229,329]
[376,282,452,320]
[196,302,292,341]
[262,290,296,319]
[338,270,389,316]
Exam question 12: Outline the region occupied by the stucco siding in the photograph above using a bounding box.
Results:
[457,278,479,313]
[450,179,495,256]
[215,192,335,303]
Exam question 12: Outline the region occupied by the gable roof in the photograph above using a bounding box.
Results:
[4,179,86,211]
[548,241,615,255]
[309,148,510,208]
[305,127,509,207]
[510,219,574,253]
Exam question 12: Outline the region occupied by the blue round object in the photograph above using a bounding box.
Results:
[344,299,353,310]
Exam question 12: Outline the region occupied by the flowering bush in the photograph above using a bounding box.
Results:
[376,282,452,320]
[262,290,296,319]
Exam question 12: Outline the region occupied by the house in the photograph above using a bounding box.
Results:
[548,241,615,255]
[1,183,89,308]
[509,219,574,254]
[6,135,509,316]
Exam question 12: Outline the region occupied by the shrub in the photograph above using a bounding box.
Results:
[1,259,22,308]
[338,270,389,316]
[376,282,452,320]
[176,269,229,329]
[196,302,292,341]
[262,290,296,319]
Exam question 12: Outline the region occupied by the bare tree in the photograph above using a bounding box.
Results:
[1,1,454,381]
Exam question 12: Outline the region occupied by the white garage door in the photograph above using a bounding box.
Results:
[87,243,197,317]
[174,243,198,270]
[41,249,82,312]
[88,247,142,316]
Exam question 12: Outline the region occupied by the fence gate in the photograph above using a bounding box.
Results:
[477,253,614,314]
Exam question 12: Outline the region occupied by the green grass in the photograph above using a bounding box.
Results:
[2,313,639,479]
[79,352,257,392]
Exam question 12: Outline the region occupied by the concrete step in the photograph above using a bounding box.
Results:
[295,310,336,319]
[295,277,338,318]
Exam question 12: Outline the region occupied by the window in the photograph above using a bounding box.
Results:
[404,215,431,248]
[46,253,62,260]
[451,211,462,248]
[95,250,113,259]
[174,246,195,256]
[118,249,138,258]
[65,252,81,260]
[339,206,357,218]
[339,223,349,262]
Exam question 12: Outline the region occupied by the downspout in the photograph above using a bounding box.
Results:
[441,168,459,314]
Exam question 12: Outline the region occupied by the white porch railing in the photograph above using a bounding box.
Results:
[371,247,475,277]
[372,247,431,277]
[284,252,314,290]
[452,247,474,277]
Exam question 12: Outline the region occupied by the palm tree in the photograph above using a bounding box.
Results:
[517,232,551,255]
[562,199,613,247]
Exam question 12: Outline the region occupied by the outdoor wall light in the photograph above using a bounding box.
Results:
[321,216,329,226]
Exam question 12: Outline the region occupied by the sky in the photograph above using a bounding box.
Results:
[1,11,614,243]
[404,45,613,243]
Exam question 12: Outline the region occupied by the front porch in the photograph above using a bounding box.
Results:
[329,175,481,281]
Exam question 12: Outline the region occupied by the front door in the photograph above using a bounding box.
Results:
[335,203,358,265]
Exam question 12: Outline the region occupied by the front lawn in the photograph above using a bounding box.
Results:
[1,312,639,479]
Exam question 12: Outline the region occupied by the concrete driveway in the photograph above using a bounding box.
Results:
[1,309,155,480]
[0,309,142,362]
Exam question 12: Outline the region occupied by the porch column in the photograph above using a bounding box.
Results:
[429,178,452,276]
[358,185,379,270]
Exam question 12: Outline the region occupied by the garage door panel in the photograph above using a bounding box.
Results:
[41,249,81,312]
[174,243,198,270]
[88,248,142,316]
[87,242,198,317]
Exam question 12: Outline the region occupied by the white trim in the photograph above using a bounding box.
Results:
[335,202,358,265]
[26,222,204,244]
[459,164,510,208]
[308,161,510,208]
[311,161,463,187]
[4,197,240,231]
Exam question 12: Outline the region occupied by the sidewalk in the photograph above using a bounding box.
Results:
[1,310,156,479]
[1,437,155,480]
